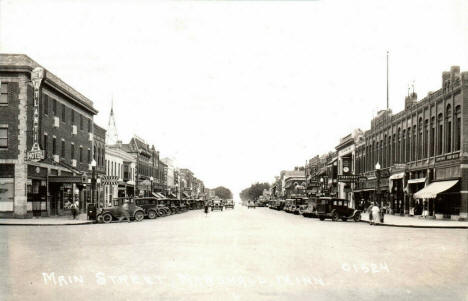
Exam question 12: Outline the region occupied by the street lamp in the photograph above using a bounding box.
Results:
[375,162,381,207]
[150,176,154,197]
[320,177,324,196]
[91,159,97,211]
[96,177,101,208]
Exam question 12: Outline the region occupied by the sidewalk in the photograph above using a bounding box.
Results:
[360,213,468,229]
[0,213,94,226]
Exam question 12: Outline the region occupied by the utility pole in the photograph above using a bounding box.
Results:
[386,51,389,111]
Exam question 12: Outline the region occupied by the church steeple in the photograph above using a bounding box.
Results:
[106,98,119,145]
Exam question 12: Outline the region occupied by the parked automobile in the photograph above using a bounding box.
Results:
[96,197,145,223]
[247,200,256,209]
[212,199,224,211]
[300,198,318,218]
[269,199,285,210]
[316,197,361,222]
[225,199,235,209]
[134,197,167,219]
[292,198,307,215]
[283,199,295,213]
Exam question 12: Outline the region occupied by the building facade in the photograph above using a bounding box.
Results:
[0,54,99,218]
[353,66,468,219]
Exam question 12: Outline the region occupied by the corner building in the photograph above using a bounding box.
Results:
[0,54,99,218]
[354,66,468,220]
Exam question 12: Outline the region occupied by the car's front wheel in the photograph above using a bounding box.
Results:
[332,211,340,222]
[148,210,157,219]
[353,212,361,222]
[102,213,113,224]
[319,216,325,221]
[134,211,144,222]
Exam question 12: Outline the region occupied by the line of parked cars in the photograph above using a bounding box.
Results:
[95,197,206,223]
[268,197,361,222]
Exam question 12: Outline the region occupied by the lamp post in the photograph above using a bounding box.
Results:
[150,176,154,197]
[375,162,381,207]
[320,177,324,196]
[91,159,97,209]
[96,177,101,208]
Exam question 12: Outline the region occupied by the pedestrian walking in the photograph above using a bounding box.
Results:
[71,200,79,220]
[204,200,210,216]
[370,202,381,225]
[119,200,131,223]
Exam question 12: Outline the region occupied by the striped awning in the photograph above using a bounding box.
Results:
[101,176,119,185]
[413,180,458,199]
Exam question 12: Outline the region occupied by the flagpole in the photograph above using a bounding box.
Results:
[386,51,389,111]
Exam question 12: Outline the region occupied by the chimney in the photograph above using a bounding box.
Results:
[450,66,460,82]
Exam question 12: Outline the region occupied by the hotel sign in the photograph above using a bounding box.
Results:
[26,67,45,162]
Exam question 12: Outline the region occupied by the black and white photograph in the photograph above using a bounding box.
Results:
[0,0,467,300]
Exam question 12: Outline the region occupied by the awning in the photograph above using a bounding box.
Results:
[353,188,375,193]
[408,178,426,184]
[182,192,190,198]
[413,180,458,199]
[152,192,164,200]
[389,172,405,180]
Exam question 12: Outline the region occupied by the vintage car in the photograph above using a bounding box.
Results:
[283,199,296,213]
[212,199,224,211]
[269,199,285,210]
[292,198,307,215]
[300,199,318,218]
[247,200,256,209]
[96,197,145,223]
[134,197,168,219]
[225,199,234,209]
[316,197,361,222]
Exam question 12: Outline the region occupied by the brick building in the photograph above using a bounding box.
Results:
[0,54,99,218]
[353,66,468,219]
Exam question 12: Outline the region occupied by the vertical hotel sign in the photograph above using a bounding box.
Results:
[26,67,45,162]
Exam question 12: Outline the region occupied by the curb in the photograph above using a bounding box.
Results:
[0,221,95,226]
[359,219,468,229]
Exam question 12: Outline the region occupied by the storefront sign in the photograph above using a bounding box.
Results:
[435,153,460,163]
[338,175,360,183]
[27,67,45,162]
[308,181,321,187]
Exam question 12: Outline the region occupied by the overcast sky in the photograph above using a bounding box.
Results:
[1,0,468,198]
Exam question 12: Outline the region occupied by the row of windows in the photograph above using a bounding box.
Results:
[355,106,462,173]
[42,93,92,132]
[42,134,100,164]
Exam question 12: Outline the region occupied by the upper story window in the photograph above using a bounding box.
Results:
[43,94,49,115]
[88,119,92,133]
[0,126,8,148]
[53,99,57,116]
[62,103,66,122]
[71,109,75,124]
[80,115,83,130]
[0,82,8,106]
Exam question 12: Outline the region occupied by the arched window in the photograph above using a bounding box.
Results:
[455,105,461,151]
[406,128,411,162]
[402,129,406,162]
[413,125,417,161]
[424,119,429,158]
[446,104,452,153]
[397,128,401,163]
[438,113,443,155]
[418,118,423,160]
[430,117,435,157]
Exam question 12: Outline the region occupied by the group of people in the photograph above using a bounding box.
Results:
[367,202,385,225]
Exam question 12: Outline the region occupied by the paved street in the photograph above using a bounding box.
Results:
[1,206,467,301]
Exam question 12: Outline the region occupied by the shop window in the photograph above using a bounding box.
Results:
[0,126,8,148]
[0,82,8,105]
